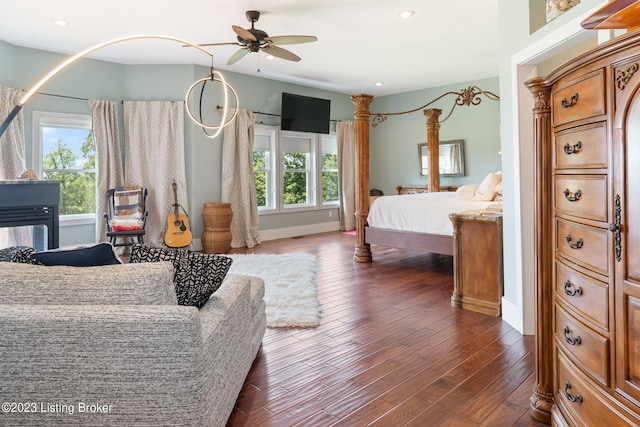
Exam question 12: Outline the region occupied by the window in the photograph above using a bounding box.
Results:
[33,112,95,219]
[253,126,277,212]
[321,135,339,204]
[281,133,315,207]
[253,125,338,214]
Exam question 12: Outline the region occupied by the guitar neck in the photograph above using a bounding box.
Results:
[172,182,180,220]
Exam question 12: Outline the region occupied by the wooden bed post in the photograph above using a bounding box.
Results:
[424,108,442,192]
[352,94,374,263]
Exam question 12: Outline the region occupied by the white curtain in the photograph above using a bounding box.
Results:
[221,109,260,248]
[123,101,187,246]
[89,99,124,243]
[0,86,29,247]
[450,143,461,175]
[337,120,356,231]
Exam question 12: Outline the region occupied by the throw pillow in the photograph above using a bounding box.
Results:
[471,172,502,201]
[455,184,479,200]
[129,244,233,309]
[30,242,122,267]
[0,246,32,262]
[10,247,42,265]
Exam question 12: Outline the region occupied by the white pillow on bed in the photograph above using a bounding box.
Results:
[456,184,479,200]
[472,172,502,201]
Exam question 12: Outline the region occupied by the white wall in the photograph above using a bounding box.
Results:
[498,0,609,334]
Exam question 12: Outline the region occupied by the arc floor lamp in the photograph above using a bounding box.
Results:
[0,34,238,140]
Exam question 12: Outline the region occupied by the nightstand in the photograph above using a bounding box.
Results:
[449,210,504,316]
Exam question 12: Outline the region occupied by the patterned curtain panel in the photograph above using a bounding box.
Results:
[0,86,29,248]
[337,120,356,231]
[123,101,187,246]
[89,99,124,243]
[221,109,260,248]
[0,86,25,180]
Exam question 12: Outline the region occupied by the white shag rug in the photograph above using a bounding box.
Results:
[226,252,321,328]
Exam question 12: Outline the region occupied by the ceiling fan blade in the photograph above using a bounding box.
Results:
[262,45,301,62]
[264,35,318,46]
[232,25,257,42]
[188,42,241,47]
[227,48,250,65]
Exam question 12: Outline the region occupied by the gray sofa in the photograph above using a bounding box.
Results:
[0,261,266,426]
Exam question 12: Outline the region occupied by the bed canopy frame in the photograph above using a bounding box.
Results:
[351,86,500,263]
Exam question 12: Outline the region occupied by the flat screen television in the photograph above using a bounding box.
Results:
[280,92,331,134]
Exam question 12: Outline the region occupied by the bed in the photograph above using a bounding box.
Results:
[350,88,500,262]
[366,190,497,255]
[364,180,500,257]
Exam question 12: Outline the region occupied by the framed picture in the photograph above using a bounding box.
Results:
[419,139,465,177]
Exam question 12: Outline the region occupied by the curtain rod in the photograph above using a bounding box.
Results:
[216,105,337,122]
[33,91,89,102]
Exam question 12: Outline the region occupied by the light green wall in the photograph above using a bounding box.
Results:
[368,77,501,196]
[0,40,358,246]
[498,0,606,332]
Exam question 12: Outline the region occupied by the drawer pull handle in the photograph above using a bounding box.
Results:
[564,381,583,404]
[611,193,622,262]
[565,235,584,249]
[564,281,583,296]
[564,141,582,155]
[563,189,582,202]
[563,326,582,345]
[561,93,579,108]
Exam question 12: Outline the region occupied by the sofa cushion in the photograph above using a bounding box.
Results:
[29,242,122,267]
[0,261,177,305]
[129,244,233,309]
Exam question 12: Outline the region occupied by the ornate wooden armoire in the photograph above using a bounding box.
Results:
[526,30,640,425]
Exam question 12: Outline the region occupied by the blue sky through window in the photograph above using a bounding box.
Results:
[42,126,92,168]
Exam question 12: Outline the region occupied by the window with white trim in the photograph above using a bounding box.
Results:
[253,124,338,214]
[33,112,95,219]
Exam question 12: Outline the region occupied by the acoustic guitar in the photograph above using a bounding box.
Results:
[164,181,193,248]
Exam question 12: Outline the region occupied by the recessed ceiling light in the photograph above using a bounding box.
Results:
[398,10,415,18]
[374,82,384,86]
[266,54,275,60]
[51,19,69,26]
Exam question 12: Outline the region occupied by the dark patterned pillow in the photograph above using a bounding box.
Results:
[10,247,42,265]
[129,244,233,309]
[0,246,31,262]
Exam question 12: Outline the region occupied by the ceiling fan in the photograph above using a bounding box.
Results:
[195,10,318,65]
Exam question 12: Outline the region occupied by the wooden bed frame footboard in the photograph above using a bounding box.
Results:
[364,227,454,257]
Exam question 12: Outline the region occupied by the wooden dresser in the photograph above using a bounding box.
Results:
[526,31,640,425]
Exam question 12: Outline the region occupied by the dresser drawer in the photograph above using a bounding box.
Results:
[555,305,609,386]
[556,261,609,331]
[556,350,640,427]
[556,218,609,276]
[552,70,605,127]
[554,122,607,170]
[554,175,607,222]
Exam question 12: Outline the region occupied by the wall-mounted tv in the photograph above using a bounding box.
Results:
[280,92,331,134]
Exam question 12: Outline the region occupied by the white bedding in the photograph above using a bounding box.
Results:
[366,192,494,236]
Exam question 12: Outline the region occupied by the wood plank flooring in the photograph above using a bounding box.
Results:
[225,231,546,427]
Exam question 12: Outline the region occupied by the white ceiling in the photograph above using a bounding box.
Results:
[1,1,499,97]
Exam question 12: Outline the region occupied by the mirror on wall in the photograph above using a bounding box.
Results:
[419,139,465,177]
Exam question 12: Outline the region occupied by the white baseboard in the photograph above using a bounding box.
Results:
[259,221,341,241]
[501,296,524,334]
[191,221,341,252]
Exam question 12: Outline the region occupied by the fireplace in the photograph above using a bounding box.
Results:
[0,180,60,250]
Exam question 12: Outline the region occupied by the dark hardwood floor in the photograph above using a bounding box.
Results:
[225,231,546,427]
